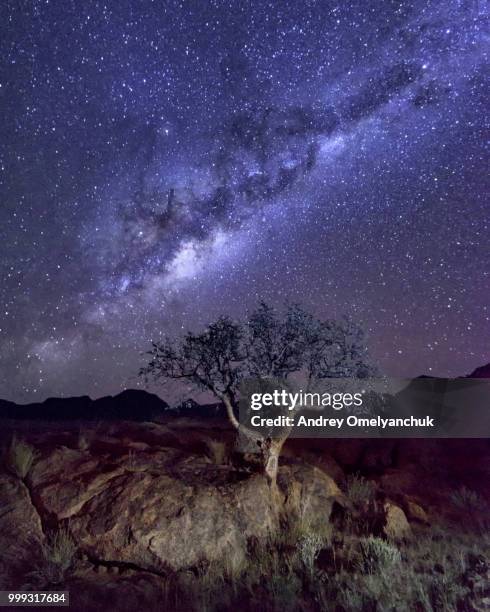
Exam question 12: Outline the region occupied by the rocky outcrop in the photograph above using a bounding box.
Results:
[9,435,344,575]
[1,418,488,609]
[0,474,45,583]
[280,464,345,532]
[68,471,275,573]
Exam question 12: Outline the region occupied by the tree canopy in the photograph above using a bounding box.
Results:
[140,302,377,482]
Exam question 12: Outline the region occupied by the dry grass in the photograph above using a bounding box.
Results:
[26,527,77,588]
[203,438,228,465]
[6,436,38,479]
[46,527,77,571]
[450,486,483,511]
[147,521,490,611]
[77,431,91,451]
[357,536,401,574]
[345,472,376,506]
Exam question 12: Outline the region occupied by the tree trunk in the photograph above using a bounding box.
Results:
[222,395,262,442]
[221,395,287,487]
[262,437,286,485]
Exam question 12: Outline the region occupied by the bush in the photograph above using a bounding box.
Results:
[450,486,482,511]
[345,473,376,506]
[6,436,38,479]
[77,431,91,451]
[47,528,77,571]
[358,536,401,574]
[27,528,76,588]
[298,532,324,573]
[429,571,468,611]
[203,438,228,465]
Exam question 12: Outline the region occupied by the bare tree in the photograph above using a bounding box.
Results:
[140,302,376,485]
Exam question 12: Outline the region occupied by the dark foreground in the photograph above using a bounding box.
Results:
[0,417,488,611]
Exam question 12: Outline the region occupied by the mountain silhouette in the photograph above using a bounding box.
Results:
[0,389,168,421]
[468,363,490,378]
[0,363,488,421]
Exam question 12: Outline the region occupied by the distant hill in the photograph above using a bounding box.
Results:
[468,363,490,378]
[0,362,488,421]
[0,389,228,422]
[0,389,168,421]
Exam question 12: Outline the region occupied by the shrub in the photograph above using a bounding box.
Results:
[266,572,302,612]
[27,528,76,588]
[47,528,77,571]
[429,571,468,611]
[77,432,90,451]
[7,436,38,479]
[358,536,401,574]
[298,532,325,573]
[203,438,228,465]
[450,486,482,511]
[345,473,376,506]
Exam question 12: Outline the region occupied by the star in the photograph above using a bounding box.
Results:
[0,0,487,401]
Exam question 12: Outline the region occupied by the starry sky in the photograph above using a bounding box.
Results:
[0,0,488,402]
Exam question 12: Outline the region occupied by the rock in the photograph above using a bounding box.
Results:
[284,446,345,485]
[68,471,275,573]
[0,474,45,579]
[383,502,411,541]
[314,454,345,485]
[281,464,345,532]
[29,449,126,520]
[404,498,430,525]
[125,441,150,451]
[28,445,182,519]
[24,441,345,574]
[25,444,272,574]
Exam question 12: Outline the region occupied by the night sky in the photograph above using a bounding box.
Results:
[0,1,488,402]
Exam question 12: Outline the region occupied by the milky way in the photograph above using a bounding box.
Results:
[0,1,488,401]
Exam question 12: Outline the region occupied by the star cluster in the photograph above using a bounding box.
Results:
[0,0,488,401]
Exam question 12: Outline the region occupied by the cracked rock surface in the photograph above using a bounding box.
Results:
[1,420,488,611]
[0,421,342,595]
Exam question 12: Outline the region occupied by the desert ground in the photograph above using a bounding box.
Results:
[0,414,488,611]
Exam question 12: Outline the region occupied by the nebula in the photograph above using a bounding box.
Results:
[0,0,488,400]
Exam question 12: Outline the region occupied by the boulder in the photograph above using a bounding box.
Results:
[404,498,430,525]
[317,454,345,485]
[68,470,275,573]
[29,447,128,520]
[25,444,344,573]
[283,446,345,485]
[281,464,345,532]
[28,445,183,520]
[383,502,411,541]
